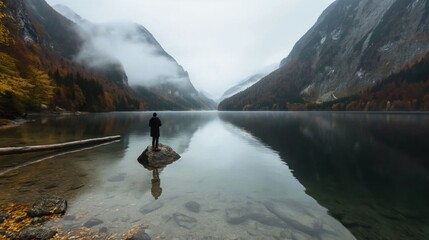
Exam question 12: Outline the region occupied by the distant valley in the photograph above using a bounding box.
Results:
[217,64,277,103]
[2,0,429,117]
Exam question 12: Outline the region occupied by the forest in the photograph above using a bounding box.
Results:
[0,0,142,118]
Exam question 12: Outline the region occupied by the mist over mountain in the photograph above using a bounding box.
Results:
[219,0,429,111]
[218,64,278,103]
[54,4,215,110]
[0,0,143,116]
[0,0,214,117]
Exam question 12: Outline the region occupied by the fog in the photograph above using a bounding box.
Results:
[58,7,188,87]
[48,0,335,98]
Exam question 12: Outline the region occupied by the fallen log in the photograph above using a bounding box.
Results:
[0,135,121,155]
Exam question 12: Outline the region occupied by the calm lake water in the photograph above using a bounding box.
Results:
[0,111,428,240]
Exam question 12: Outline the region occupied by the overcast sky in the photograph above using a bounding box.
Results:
[46,0,335,99]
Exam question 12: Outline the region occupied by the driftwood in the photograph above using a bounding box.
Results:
[0,135,121,155]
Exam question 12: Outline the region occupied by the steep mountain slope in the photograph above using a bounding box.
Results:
[218,65,278,103]
[303,53,429,111]
[219,0,429,111]
[0,0,141,117]
[55,4,215,110]
[218,74,265,103]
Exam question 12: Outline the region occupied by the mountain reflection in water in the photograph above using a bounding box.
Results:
[219,111,429,240]
[0,112,427,239]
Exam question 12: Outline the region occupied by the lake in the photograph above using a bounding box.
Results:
[0,111,428,240]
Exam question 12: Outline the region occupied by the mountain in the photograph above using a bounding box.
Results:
[0,0,141,117]
[54,4,216,110]
[219,0,429,111]
[218,65,278,103]
[218,74,264,104]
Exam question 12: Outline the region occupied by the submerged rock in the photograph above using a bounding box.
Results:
[172,213,198,229]
[31,217,46,225]
[225,204,286,228]
[27,196,67,217]
[15,226,57,240]
[264,201,326,238]
[137,144,181,170]
[185,201,201,213]
[83,218,104,228]
[0,213,9,223]
[140,201,164,214]
[126,227,151,240]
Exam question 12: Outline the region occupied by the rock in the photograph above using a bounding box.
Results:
[31,217,45,225]
[140,201,164,214]
[172,213,197,229]
[83,218,104,228]
[137,144,181,170]
[225,204,286,228]
[225,207,249,224]
[15,226,57,240]
[15,215,27,223]
[126,228,151,240]
[0,213,9,223]
[264,201,324,238]
[0,229,6,235]
[27,196,67,217]
[185,201,200,213]
[99,227,108,233]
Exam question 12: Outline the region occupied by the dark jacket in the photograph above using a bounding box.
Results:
[149,117,162,137]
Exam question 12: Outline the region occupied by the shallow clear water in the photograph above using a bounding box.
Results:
[0,112,428,239]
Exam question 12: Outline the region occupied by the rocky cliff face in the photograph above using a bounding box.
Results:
[219,0,429,110]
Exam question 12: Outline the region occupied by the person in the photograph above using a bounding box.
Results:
[149,112,162,150]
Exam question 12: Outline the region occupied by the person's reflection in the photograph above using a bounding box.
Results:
[151,168,162,200]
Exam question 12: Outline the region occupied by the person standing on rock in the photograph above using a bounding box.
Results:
[149,112,162,151]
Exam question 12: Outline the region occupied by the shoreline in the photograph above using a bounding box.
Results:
[0,111,86,129]
[0,118,29,129]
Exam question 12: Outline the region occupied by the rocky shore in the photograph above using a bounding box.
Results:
[0,196,66,240]
[0,196,151,240]
[0,119,28,129]
[0,111,85,129]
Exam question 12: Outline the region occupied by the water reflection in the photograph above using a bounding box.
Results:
[2,112,426,239]
[219,111,429,240]
[151,169,162,200]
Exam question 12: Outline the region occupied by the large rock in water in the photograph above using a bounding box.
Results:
[27,196,67,217]
[137,144,181,170]
[14,226,57,240]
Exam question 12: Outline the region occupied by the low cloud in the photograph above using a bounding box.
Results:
[70,17,185,87]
